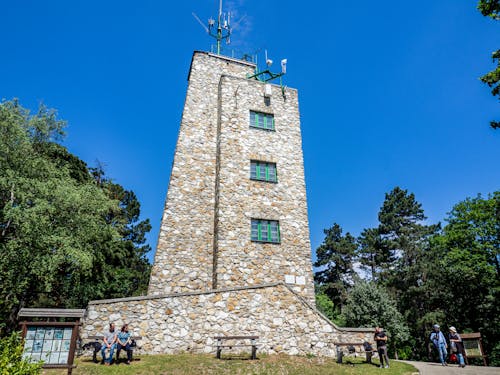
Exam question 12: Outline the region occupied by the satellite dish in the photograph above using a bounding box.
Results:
[265,50,273,67]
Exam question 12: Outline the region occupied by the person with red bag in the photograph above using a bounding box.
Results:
[449,326,466,368]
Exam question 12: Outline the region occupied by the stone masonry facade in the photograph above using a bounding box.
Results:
[82,283,372,356]
[148,51,315,303]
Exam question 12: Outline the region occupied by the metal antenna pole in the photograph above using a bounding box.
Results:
[217,0,223,54]
[193,0,234,55]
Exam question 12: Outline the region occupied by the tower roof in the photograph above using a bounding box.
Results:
[187,51,256,81]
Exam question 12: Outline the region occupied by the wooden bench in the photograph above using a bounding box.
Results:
[334,342,377,364]
[214,336,258,360]
[83,335,142,363]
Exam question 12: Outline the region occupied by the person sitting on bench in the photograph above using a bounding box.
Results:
[116,323,133,364]
[101,323,117,365]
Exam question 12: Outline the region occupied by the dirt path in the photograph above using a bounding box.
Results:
[399,361,499,375]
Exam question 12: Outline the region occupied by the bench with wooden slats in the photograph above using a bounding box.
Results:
[214,336,259,360]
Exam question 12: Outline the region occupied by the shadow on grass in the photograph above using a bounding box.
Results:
[342,359,381,368]
[78,358,98,364]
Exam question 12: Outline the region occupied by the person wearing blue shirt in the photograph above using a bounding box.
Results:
[430,324,448,366]
[116,323,133,365]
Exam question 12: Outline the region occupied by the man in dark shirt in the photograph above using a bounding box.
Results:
[374,327,390,368]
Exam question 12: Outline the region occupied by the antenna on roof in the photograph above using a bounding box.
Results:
[265,50,273,67]
[192,0,236,55]
[247,50,288,96]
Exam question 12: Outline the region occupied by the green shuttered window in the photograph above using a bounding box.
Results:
[251,219,280,243]
[250,111,275,131]
[250,160,277,182]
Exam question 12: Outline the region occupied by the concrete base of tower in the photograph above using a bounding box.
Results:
[81,283,374,357]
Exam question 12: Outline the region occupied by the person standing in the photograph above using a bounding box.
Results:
[449,326,466,368]
[374,327,390,368]
[116,323,133,365]
[101,323,117,365]
[430,324,448,366]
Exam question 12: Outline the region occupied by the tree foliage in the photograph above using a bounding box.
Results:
[0,100,151,333]
[478,0,500,19]
[377,187,439,270]
[342,281,410,354]
[314,223,356,311]
[478,0,500,129]
[314,188,500,363]
[315,289,337,322]
[429,193,500,361]
[357,227,391,282]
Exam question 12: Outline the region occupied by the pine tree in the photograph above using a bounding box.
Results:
[314,223,356,311]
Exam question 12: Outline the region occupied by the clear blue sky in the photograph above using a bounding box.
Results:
[2,1,498,263]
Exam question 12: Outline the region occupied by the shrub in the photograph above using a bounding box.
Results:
[0,331,43,375]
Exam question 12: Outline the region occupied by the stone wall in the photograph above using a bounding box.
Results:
[148,51,315,304]
[215,74,315,303]
[148,52,257,295]
[82,283,373,357]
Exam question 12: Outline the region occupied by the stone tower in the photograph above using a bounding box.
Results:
[148,51,315,303]
[82,51,374,356]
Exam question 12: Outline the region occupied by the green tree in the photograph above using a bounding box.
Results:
[478,0,500,20]
[357,227,393,282]
[0,100,151,332]
[315,288,337,322]
[314,223,356,312]
[477,0,500,129]
[91,173,152,299]
[378,187,438,270]
[376,187,438,302]
[430,192,500,363]
[342,281,410,356]
[353,188,441,359]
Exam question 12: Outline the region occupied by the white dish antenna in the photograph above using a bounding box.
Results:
[265,50,273,67]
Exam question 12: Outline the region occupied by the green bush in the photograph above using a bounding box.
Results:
[0,331,43,375]
[487,342,500,366]
[315,292,336,321]
[395,345,413,360]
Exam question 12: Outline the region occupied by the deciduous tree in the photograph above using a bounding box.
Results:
[477,0,500,129]
[342,281,409,356]
[0,100,151,332]
[431,192,500,362]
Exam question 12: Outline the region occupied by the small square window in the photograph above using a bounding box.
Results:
[250,111,275,131]
[250,160,277,183]
[251,219,280,243]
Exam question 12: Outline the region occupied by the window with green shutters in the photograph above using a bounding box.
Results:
[250,160,277,182]
[251,219,280,243]
[250,110,275,131]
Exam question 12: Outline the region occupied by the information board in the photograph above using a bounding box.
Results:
[463,338,482,357]
[23,326,73,364]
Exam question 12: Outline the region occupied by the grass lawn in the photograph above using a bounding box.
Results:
[43,354,418,375]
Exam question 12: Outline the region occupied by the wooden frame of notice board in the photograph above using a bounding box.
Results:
[461,332,487,366]
[18,308,85,375]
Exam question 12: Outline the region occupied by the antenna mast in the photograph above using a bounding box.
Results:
[193,0,231,55]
